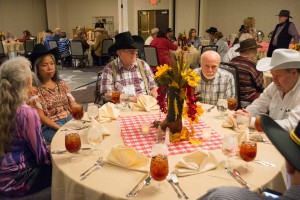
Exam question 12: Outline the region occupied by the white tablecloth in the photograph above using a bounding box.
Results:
[51,104,287,200]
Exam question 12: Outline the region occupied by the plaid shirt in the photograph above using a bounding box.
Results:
[100,58,157,95]
[194,68,235,105]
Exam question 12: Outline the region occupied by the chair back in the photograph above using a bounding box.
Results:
[220,62,241,109]
[48,40,58,49]
[0,42,5,56]
[132,35,145,59]
[143,46,159,67]
[101,38,113,56]
[70,41,84,56]
[24,39,35,55]
[201,45,218,54]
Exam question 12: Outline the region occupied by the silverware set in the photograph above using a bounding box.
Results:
[253,160,276,167]
[126,173,152,198]
[80,156,105,181]
[206,105,216,112]
[171,174,190,200]
[225,168,250,189]
[51,147,91,154]
[60,125,89,131]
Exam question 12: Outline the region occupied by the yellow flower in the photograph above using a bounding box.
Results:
[155,64,171,78]
[174,98,179,120]
[169,81,179,89]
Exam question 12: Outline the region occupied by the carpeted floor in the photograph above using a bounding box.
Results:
[58,66,103,104]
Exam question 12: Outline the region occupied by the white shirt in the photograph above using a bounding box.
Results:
[247,78,300,132]
[145,35,154,45]
[222,44,240,63]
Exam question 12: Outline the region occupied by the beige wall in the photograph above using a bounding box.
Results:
[201,0,300,41]
[0,0,47,38]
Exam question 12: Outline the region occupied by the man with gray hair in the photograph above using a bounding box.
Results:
[194,51,235,105]
[240,49,300,132]
[145,27,159,45]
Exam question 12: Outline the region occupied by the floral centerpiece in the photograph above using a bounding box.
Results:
[178,32,188,48]
[154,53,204,143]
[291,43,300,51]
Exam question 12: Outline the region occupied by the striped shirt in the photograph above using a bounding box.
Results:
[100,58,157,96]
[194,68,235,105]
[58,38,70,54]
[0,104,51,196]
[230,56,263,102]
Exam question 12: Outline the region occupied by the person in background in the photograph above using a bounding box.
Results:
[231,25,245,46]
[267,10,299,57]
[187,28,201,49]
[230,38,264,102]
[145,27,159,45]
[5,31,16,42]
[194,50,235,105]
[205,27,218,45]
[223,33,253,63]
[73,30,90,53]
[0,57,51,198]
[52,28,61,41]
[240,49,300,132]
[150,30,178,73]
[17,30,32,42]
[166,28,177,44]
[198,116,300,200]
[214,31,229,61]
[91,27,109,66]
[95,19,104,29]
[29,44,78,144]
[243,17,256,37]
[58,32,72,67]
[44,29,53,50]
[100,31,158,102]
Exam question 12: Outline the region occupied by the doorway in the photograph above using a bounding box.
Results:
[138,10,169,41]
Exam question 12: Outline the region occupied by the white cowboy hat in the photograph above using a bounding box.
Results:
[257,49,300,71]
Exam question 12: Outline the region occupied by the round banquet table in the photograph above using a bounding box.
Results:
[51,104,287,200]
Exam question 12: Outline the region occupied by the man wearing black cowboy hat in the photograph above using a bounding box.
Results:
[205,27,218,45]
[99,31,158,102]
[230,38,264,103]
[198,116,300,199]
[267,10,299,57]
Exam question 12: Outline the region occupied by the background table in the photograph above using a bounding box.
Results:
[51,104,287,200]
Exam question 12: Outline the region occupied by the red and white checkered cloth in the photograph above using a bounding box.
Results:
[118,114,223,157]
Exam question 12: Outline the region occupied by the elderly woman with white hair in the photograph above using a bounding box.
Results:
[0,57,51,197]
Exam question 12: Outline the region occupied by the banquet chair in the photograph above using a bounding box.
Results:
[220,62,251,109]
[48,40,58,49]
[100,38,113,66]
[132,35,145,60]
[143,46,159,67]
[201,45,218,55]
[19,39,35,57]
[70,40,89,67]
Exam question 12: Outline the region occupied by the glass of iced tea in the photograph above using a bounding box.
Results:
[71,104,84,125]
[227,98,238,111]
[239,141,257,172]
[65,132,81,162]
[111,90,120,104]
[150,142,169,193]
[254,114,263,132]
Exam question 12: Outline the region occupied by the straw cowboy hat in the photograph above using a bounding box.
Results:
[151,28,159,35]
[235,38,262,52]
[261,115,300,172]
[28,44,58,70]
[108,31,136,53]
[276,10,293,18]
[257,49,300,71]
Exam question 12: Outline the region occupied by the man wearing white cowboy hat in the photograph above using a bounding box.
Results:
[198,115,300,199]
[267,10,299,57]
[100,31,158,102]
[240,49,300,132]
[91,27,109,66]
[145,27,159,45]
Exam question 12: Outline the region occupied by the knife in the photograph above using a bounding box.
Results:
[60,126,89,131]
[171,174,190,200]
[126,173,149,198]
[52,147,91,154]
[225,168,249,189]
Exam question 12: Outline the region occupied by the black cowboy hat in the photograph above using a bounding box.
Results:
[166,28,173,33]
[28,44,59,69]
[205,27,218,35]
[235,38,262,52]
[108,31,136,53]
[276,10,293,18]
[261,115,300,172]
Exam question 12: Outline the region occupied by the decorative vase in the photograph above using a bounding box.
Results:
[154,86,184,134]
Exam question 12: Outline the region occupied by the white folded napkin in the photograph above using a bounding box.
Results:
[174,150,218,177]
[106,145,150,172]
[88,117,110,136]
[97,102,120,122]
[132,94,159,112]
[222,115,249,132]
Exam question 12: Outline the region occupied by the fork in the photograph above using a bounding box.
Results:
[206,105,215,112]
[258,135,271,144]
